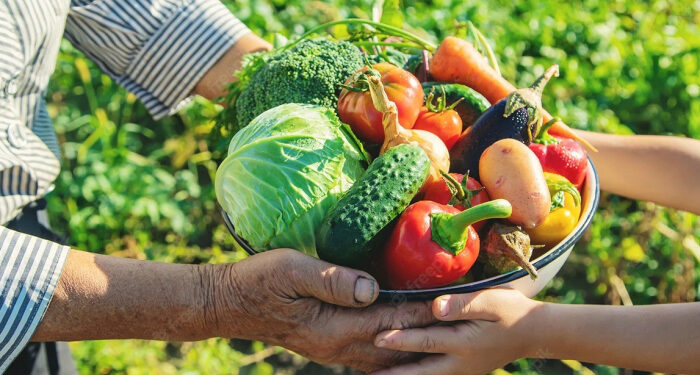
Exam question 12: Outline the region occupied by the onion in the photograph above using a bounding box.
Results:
[367,75,450,191]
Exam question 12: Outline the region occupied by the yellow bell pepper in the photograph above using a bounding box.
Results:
[526,172,581,248]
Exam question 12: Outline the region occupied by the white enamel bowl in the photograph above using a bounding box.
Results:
[223,158,600,301]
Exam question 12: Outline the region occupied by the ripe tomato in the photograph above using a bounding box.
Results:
[413,106,462,149]
[338,63,423,144]
[423,172,490,231]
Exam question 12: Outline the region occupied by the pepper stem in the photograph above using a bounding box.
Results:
[431,199,512,255]
[503,65,560,142]
[533,117,561,145]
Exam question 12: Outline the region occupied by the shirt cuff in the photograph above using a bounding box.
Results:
[0,227,69,372]
[118,0,251,120]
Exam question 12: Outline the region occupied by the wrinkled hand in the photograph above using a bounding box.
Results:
[204,249,436,372]
[370,288,543,375]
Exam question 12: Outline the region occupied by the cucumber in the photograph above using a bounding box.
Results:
[422,82,491,129]
[317,144,431,268]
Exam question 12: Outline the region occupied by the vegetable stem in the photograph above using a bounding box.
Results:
[352,41,424,50]
[367,75,400,140]
[431,199,512,255]
[467,22,501,76]
[444,199,512,233]
[285,19,437,52]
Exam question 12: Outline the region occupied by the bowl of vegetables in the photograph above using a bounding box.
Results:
[216,19,600,301]
[222,160,598,300]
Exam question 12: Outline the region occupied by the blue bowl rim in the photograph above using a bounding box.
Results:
[221,157,600,300]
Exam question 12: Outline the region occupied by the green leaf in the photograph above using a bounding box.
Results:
[373,0,403,29]
[216,104,368,256]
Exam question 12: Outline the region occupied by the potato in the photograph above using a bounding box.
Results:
[479,139,550,228]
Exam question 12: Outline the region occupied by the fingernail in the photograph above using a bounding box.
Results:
[438,298,449,317]
[354,277,375,303]
[376,339,387,348]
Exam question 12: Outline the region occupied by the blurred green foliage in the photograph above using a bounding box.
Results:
[44,0,699,374]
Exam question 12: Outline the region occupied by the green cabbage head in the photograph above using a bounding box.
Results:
[216,103,368,256]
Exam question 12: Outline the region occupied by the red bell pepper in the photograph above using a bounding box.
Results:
[382,199,512,290]
[528,120,589,190]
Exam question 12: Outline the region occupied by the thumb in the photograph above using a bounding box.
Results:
[290,253,379,307]
[432,289,513,322]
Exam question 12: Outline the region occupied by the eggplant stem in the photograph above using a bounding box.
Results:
[531,65,560,98]
[504,64,560,142]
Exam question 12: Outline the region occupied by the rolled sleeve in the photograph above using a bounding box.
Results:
[0,227,69,372]
[65,0,251,119]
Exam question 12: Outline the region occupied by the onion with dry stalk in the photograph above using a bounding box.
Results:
[366,74,450,191]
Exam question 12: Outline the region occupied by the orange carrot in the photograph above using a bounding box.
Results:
[431,36,597,152]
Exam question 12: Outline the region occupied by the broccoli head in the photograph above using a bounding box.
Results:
[232,39,365,132]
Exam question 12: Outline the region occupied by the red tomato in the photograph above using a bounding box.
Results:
[422,173,490,231]
[338,63,423,144]
[413,106,462,149]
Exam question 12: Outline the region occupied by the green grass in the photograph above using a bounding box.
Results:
[45,0,699,374]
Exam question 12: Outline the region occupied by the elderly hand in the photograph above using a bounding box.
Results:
[205,248,436,372]
[368,288,542,375]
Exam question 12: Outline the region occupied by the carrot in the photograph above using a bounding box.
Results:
[431,36,597,152]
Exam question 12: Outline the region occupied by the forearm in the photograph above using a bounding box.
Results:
[32,249,227,342]
[194,32,272,100]
[574,130,700,215]
[531,302,700,373]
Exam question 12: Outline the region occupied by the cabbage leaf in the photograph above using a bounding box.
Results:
[216,104,368,256]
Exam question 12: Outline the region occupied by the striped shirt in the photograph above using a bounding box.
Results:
[0,0,249,370]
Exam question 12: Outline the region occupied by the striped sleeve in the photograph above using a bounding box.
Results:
[64,0,251,119]
[0,227,69,373]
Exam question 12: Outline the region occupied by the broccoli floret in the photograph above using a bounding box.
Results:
[231,39,365,132]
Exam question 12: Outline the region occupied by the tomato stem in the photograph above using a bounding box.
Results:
[426,87,463,113]
[431,199,512,255]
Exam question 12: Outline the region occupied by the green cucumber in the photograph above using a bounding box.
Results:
[317,144,431,268]
[422,82,491,128]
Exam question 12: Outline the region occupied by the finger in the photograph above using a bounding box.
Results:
[286,250,379,307]
[374,326,462,353]
[339,341,423,372]
[432,289,510,322]
[369,354,457,375]
[332,300,437,341]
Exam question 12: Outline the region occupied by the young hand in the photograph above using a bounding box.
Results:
[371,288,543,375]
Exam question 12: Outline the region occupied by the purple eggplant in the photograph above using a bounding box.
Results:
[449,65,559,179]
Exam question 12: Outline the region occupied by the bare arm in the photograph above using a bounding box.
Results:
[535,301,700,374]
[32,249,211,341]
[193,33,272,100]
[372,289,700,375]
[32,249,436,372]
[574,130,700,215]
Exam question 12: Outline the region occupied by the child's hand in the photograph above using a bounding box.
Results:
[370,288,543,375]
